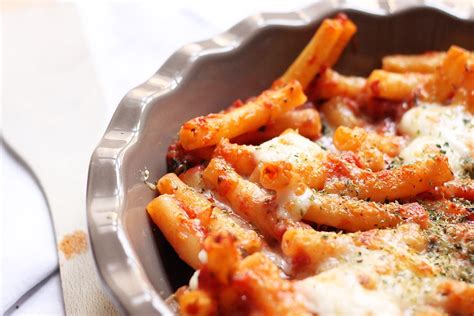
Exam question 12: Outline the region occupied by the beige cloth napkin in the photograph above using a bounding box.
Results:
[2,3,117,315]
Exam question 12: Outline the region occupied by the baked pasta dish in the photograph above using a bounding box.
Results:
[146,14,474,316]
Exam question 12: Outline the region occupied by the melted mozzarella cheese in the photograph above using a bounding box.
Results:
[189,270,200,290]
[254,130,326,165]
[276,186,315,220]
[254,131,325,220]
[292,223,448,315]
[198,249,208,264]
[295,246,442,315]
[295,269,401,316]
[399,103,474,177]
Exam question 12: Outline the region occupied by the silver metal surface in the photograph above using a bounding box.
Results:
[87,1,474,314]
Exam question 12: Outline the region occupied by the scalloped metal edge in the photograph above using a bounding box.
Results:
[86,1,474,314]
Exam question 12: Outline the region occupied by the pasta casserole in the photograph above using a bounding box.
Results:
[147,13,474,316]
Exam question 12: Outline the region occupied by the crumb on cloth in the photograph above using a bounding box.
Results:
[59,230,88,259]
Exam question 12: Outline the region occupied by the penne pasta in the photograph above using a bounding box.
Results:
[382,52,446,73]
[325,14,357,67]
[281,14,356,89]
[333,126,402,171]
[158,173,263,254]
[324,154,454,202]
[179,81,307,150]
[366,69,430,101]
[320,96,362,128]
[451,54,474,112]
[158,173,212,220]
[179,165,207,191]
[202,157,284,240]
[280,19,344,89]
[314,69,366,100]
[147,195,204,269]
[424,45,471,103]
[303,192,429,231]
[233,108,322,144]
[213,139,257,176]
[208,208,263,254]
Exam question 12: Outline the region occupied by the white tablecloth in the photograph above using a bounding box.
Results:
[1,1,314,313]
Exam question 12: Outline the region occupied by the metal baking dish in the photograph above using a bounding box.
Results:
[86,1,474,314]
